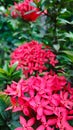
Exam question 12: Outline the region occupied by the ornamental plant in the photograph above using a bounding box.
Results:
[0,0,73,130]
[5,73,73,130]
[4,40,73,130]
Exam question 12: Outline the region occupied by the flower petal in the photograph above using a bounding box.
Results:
[37,107,43,116]
[36,125,45,130]
[20,116,26,126]
[15,127,23,130]
[47,127,54,130]
[27,117,35,126]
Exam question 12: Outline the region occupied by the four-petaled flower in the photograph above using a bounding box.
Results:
[15,116,35,130]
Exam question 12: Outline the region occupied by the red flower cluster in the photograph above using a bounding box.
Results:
[10,40,58,77]
[5,73,73,130]
[11,0,42,21]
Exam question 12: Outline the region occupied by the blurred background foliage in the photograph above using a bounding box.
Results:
[0,0,73,79]
[0,0,73,129]
[0,0,73,81]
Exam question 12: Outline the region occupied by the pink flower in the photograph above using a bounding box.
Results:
[11,0,42,21]
[18,97,30,116]
[5,79,29,98]
[60,91,73,109]
[11,11,18,18]
[5,73,73,129]
[15,116,35,130]
[36,125,54,130]
[36,116,55,130]
[29,94,50,120]
[10,40,58,77]
[44,74,67,92]
[5,97,21,112]
[56,109,73,130]
[5,81,17,96]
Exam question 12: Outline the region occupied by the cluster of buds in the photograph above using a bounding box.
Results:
[10,0,42,21]
[10,40,58,77]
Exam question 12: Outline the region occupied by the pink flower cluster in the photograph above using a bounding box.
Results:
[11,0,41,21]
[10,40,58,77]
[5,73,73,130]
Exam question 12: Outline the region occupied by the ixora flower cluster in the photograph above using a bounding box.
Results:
[4,40,73,130]
[10,0,42,21]
[10,40,58,77]
[5,74,73,130]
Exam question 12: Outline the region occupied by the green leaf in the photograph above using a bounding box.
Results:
[25,9,39,15]
[0,73,7,79]
[9,61,18,74]
[12,69,22,79]
[3,62,9,72]
[58,18,70,24]
[0,125,10,130]
[0,99,7,119]
[62,50,73,56]
[7,19,19,30]
[65,32,73,40]
[62,50,73,62]
[0,93,10,105]
[0,115,4,126]
[30,2,37,7]
[53,44,60,52]
[0,68,6,74]
[8,120,20,130]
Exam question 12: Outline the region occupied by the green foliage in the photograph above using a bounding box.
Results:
[0,0,23,8]
[0,93,21,130]
[0,10,47,66]
[0,1,73,82]
[62,50,73,62]
[8,112,21,130]
[0,94,11,130]
[0,62,22,90]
